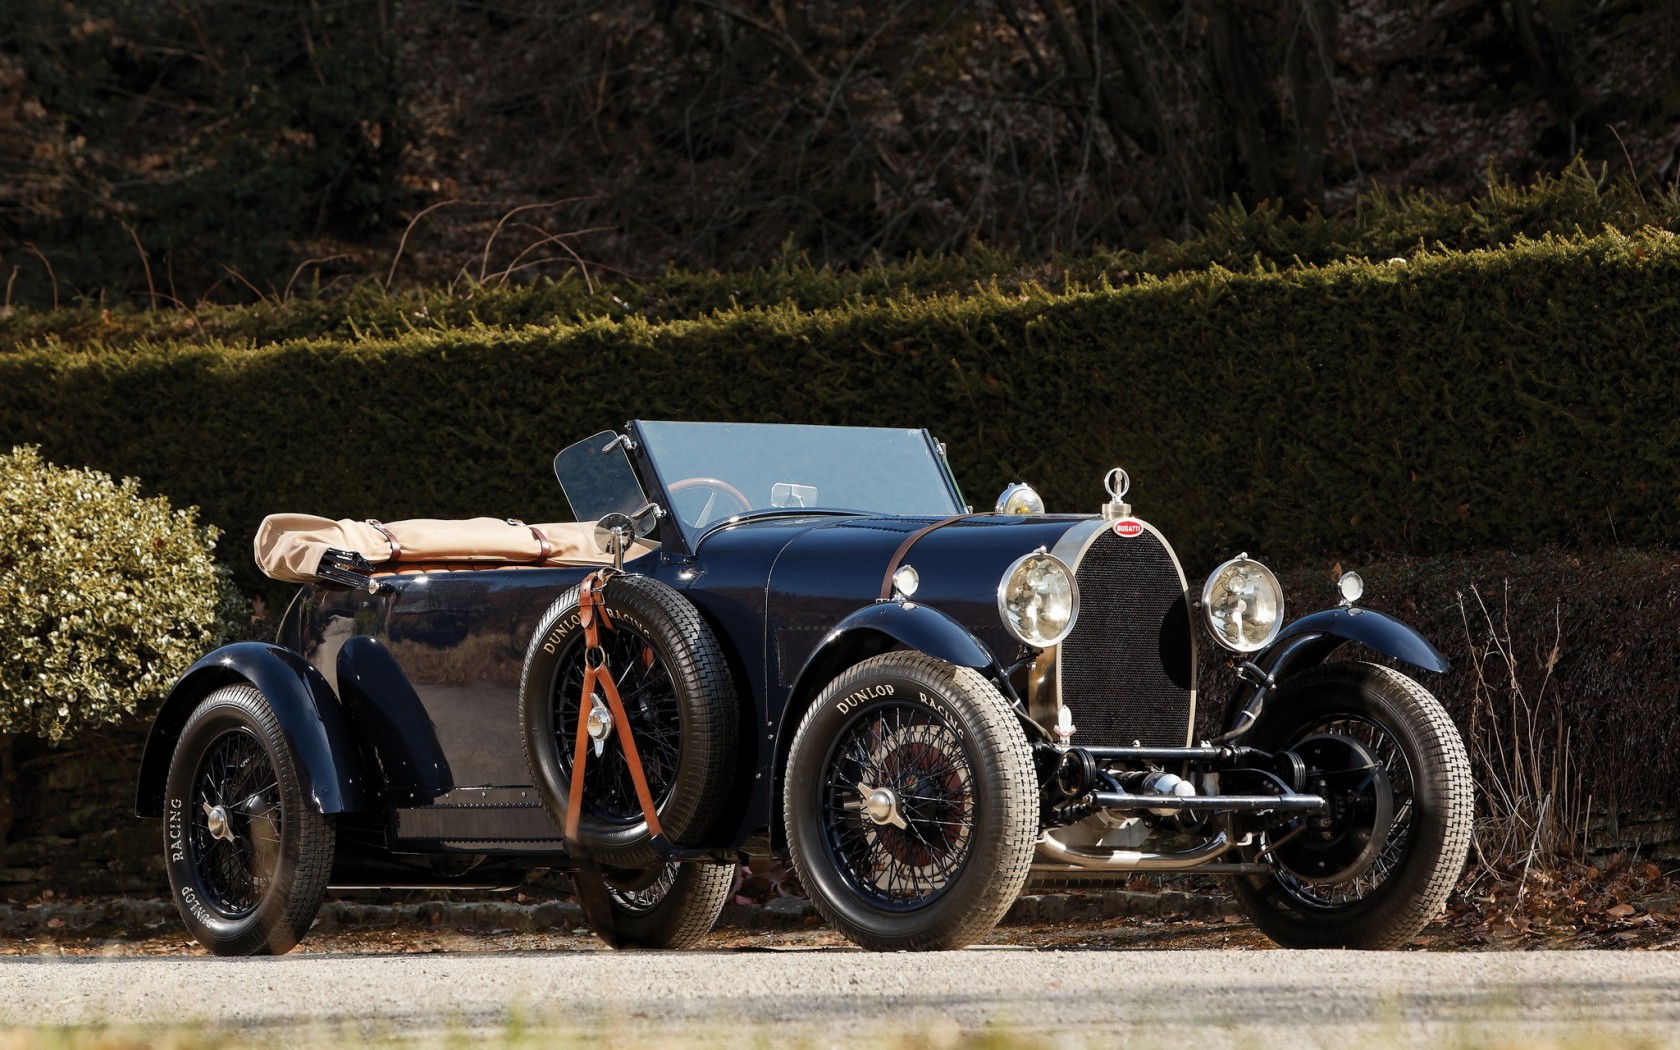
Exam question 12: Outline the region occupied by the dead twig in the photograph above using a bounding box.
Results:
[283,254,352,302]
[484,225,616,289]
[220,265,276,307]
[118,220,159,309]
[478,199,592,284]
[23,243,59,309]
[386,199,466,291]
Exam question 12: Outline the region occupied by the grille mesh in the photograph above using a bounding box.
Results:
[1059,527,1195,747]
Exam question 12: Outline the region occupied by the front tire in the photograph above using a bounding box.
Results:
[784,652,1036,951]
[1233,662,1472,949]
[162,684,334,956]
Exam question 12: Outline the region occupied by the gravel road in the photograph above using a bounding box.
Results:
[5,947,1679,1047]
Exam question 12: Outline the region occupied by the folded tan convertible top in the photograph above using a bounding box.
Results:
[253,514,633,583]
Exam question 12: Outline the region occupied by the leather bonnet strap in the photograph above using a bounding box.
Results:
[878,513,985,600]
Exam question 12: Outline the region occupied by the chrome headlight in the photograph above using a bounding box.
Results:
[998,551,1079,648]
[1201,555,1284,653]
[891,563,920,599]
[995,482,1045,515]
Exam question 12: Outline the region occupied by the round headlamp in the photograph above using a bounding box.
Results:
[1338,570,1364,605]
[995,482,1045,515]
[1201,555,1284,653]
[997,551,1079,648]
[891,563,920,599]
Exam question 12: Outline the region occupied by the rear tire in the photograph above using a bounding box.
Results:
[520,574,737,868]
[162,684,334,956]
[1233,662,1472,949]
[784,652,1036,951]
[593,863,734,949]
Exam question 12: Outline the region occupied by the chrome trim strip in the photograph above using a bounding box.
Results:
[1090,790,1325,813]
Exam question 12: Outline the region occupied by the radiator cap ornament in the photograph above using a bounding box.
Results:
[1101,467,1132,519]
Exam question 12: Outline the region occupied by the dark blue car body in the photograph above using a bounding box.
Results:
[138,419,1467,954]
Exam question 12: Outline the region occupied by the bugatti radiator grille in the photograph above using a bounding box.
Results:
[1058,527,1196,747]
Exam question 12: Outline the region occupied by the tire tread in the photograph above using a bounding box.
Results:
[166,683,334,956]
[785,651,1036,951]
[1234,661,1472,950]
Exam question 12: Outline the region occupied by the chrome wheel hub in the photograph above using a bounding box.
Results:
[586,695,614,757]
[202,801,236,845]
[857,782,909,830]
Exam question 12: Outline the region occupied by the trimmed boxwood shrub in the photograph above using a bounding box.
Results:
[0,446,241,742]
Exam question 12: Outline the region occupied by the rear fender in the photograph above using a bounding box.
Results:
[134,642,372,817]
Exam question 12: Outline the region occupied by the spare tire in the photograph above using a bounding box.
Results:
[520,574,737,867]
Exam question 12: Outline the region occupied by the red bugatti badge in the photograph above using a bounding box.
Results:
[1112,518,1144,538]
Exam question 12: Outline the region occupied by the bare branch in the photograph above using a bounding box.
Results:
[478,198,597,283]
[283,254,353,302]
[22,244,58,310]
[386,199,470,291]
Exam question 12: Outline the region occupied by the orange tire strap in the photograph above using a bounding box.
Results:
[564,570,666,844]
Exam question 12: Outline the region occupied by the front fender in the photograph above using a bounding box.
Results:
[767,600,1003,850]
[797,600,998,686]
[1222,607,1448,736]
[135,642,372,818]
[1268,607,1449,676]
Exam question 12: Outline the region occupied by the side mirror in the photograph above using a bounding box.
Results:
[554,431,656,530]
[593,503,664,568]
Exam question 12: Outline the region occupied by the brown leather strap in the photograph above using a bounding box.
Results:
[365,519,401,562]
[527,524,552,562]
[504,518,552,562]
[879,513,985,599]
[566,570,665,844]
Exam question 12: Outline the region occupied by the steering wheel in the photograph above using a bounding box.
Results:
[668,476,753,528]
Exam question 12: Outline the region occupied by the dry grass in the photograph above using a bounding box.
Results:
[1457,583,1590,895]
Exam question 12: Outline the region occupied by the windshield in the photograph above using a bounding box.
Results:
[633,421,963,538]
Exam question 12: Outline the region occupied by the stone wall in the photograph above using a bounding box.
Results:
[0,726,163,898]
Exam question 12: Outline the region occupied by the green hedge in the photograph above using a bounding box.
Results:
[2,227,1675,601]
[1106,160,1680,278]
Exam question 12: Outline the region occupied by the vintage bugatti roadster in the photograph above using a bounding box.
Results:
[136,420,1471,955]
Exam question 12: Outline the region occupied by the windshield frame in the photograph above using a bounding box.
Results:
[624,420,965,556]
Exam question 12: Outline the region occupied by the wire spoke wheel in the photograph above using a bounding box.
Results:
[163,684,334,956]
[1234,662,1472,950]
[521,574,737,871]
[550,622,682,825]
[606,863,681,914]
[584,862,733,948]
[1270,715,1412,909]
[190,728,283,916]
[820,703,977,909]
[785,652,1036,952]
